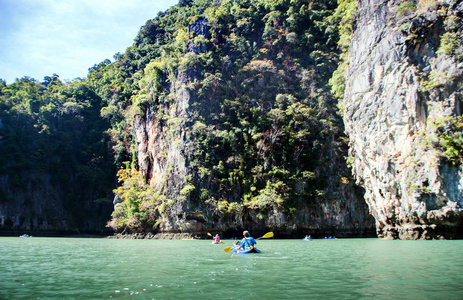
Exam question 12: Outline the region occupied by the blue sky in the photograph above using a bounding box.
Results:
[0,0,179,84]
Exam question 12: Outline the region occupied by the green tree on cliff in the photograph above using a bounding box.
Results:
[97,0,360,233]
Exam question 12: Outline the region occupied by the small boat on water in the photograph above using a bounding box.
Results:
[231,247,261,254]
[302,235,312,241]
[19,234,31,238]
[212,241,225,244]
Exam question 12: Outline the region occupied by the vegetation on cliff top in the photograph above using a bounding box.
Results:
[0,75,115,230]
[89,0,363,233]
[1,0,368,234]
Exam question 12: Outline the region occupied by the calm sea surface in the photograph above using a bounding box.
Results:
[0,237,462,299]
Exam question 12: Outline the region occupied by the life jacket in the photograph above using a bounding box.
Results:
[243,237,254,249]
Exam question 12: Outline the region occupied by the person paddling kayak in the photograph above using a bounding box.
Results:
[212,234,222,244]
[240,230,257,250]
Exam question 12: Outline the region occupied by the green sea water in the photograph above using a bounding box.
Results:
[0,237,462,299]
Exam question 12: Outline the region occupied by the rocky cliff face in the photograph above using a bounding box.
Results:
[344,0,463,239]
[131,15,376,238]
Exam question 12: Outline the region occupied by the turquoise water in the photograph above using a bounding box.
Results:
[0,237,462,299]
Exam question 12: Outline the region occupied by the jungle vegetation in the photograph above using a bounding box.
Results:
[1,0,361,233]
[0,75,116,230]
[88,0,359,232]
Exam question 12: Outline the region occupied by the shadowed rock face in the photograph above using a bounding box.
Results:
[344,0,463,239]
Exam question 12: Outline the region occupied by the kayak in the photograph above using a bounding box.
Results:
[212,241,225,244]
[302,238,312,241]
[231,247,261,254]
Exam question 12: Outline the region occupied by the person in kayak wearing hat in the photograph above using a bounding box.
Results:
[240,230,257,250]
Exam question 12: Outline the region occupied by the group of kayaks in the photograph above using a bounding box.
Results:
[214,232,275,254]
[303,236,336,241]
[216,232,336,254]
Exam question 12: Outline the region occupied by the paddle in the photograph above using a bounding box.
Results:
[223,232,274,252]
[207,232,212,237]
[256,232,274,240]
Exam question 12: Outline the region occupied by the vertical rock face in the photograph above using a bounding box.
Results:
[133,75,194,232]
[344,0,463,239]
[133,18,208,233]
[131,15,376,237]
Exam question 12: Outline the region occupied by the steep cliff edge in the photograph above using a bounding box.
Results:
[344,0,463,239]
[107,1,376,237]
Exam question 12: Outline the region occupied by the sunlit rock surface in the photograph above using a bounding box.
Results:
[344,0,463,239]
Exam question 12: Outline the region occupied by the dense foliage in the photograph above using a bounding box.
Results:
[1,0,366,234]
[0,75,115,231]
[89,0,360,233]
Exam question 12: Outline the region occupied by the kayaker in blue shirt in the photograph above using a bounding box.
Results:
[240,230,257,250]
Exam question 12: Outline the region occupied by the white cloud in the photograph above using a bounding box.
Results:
[0,0,178,83]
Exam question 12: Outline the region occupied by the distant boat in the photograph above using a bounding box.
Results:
[302,235,312,241]
[211,240,225,244]
[19,234,31,238]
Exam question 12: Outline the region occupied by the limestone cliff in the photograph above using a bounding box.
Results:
[127,10,376,237]
[344,0,463,239]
